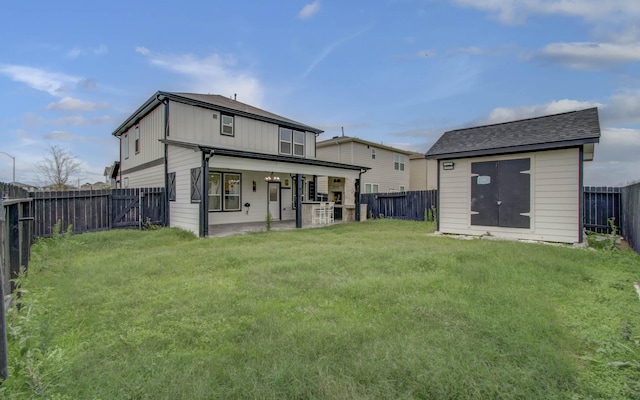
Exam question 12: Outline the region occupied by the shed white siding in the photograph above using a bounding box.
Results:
[438,148,581,243]
[167,145,201,235]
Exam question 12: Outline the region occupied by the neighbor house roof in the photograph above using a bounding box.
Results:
[111,91,323,137]
[317,135,414,155]
[425,107,601,159]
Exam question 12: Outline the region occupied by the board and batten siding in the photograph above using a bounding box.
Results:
[438,148,581,243]
[168,101,317,158]
[122,164,164,188]
[167,145,201,235]
[120,105,165,172]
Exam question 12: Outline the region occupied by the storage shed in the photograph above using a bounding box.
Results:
[426,108,601,244]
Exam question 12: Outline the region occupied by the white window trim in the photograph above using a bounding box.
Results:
[394,154,406,171]
[221,114,234,136]
[371,148,376,160]
[279,127,305,157]
[134,125,140,154]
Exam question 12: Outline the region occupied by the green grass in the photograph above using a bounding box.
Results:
[4,219,640,399]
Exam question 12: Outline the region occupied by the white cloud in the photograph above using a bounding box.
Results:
[298,1,320,19]
[605,90,640,125]
[46,97,109,112]
[535,41,640,69]
[584,127,640,185]
[137,48,264,106]
[67,45,108,58]
[482,99,603,125]
[451,0,640,25]
[0,64,80,96]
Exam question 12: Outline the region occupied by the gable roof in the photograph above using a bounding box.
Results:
[317,135,414,155]
[111,91,322,137]
[425,107,601,159]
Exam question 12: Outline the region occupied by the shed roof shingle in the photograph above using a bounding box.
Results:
[425,107,601,159]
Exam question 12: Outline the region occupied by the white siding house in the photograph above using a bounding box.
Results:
[409,154,438,191]
[112,92,368,237]
[316,136,413,194]
[426,108,601,244]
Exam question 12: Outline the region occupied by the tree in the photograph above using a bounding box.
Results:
[36,145,81,189]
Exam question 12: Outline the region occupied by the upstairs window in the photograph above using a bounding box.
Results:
[134,125,140,154]
[394,154,405,171]
[221,114,234,136]
[293,131,305,156]
[123,133,129,159]
[280,127,305,157]
[280,128,292,154]
[371,148,376,160]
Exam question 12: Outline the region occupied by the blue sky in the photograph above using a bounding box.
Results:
[1,0,639,186]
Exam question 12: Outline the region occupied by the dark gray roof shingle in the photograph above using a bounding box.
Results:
[426,107,601,159]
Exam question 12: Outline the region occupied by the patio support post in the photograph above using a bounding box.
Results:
[201,150,214,237]
[295,173,302,228]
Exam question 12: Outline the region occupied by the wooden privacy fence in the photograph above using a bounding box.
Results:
[583,186,622,234]
[30,188,167,238]
[621,182,640,254]
[360,190,438,221]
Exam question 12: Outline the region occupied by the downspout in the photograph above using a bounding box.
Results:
[158,94,169,226]
[201,150,214,237]
[356,168,366,221]
[578,147,584,243]
[436,159,441,232]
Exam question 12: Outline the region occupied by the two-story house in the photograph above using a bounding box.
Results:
[111,92,367,237]
[316,136,413,194]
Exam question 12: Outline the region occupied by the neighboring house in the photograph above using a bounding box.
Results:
[103,161,120,187]
[80,182,111,190]
[316,135,413,194]
[409,153,438,191]
[426,108,601,244]
[111,91,368,237]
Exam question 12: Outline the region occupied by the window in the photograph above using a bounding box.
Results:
[134,125,140,154]
[208,171,242,211]
[224,173,241,211]
[371,148,376,160]
[399,185,405,192]
[168,172,176,201]
[394,154,405,171]
[123,133,129,159]
[190,168,202,203]
[364,183,379,194]
[208,172,221,211]
[293,131,305,156]
[279,128,292,154]
[280,127,305,157]
[124,177,129,188]
[221,114,234,136]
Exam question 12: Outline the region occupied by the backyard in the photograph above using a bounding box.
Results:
[3,219,640,399]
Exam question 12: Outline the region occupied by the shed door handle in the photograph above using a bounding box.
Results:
[497,201,502,206]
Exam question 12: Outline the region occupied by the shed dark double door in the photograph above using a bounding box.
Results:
[471,158,530,229]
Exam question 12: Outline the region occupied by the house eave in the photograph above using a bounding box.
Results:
[425,138,600,160]
[317,136,414,155]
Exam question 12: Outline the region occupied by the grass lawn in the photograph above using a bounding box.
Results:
[4,219,640,399]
